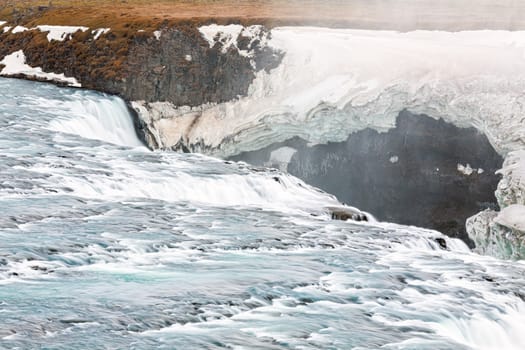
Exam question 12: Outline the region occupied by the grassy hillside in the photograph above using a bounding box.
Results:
[2,0,525,31]
[3,0,525,31]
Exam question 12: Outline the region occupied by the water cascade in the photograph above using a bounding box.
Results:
[1,78,524,349]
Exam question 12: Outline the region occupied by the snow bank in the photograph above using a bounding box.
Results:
[137,27,525,159]
[36,25,89,41]
[0,50,81,87]
[3,24,106,41]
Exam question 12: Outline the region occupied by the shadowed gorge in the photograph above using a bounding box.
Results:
[231,111,504,244]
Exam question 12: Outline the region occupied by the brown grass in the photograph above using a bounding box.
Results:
[3,0,525,32]
[0,1,369,30]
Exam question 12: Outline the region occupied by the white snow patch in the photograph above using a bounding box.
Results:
[3,26,11,33]
[185,55,192,62]
[478,168,484,174]
[153,30,162,40]
[389,156,399,164]
[0,50,81,87]
[12,26,28,34]
[495,205,525,232]
[0,21,6,26]
[36,25,89,41]
[92,28,110,40]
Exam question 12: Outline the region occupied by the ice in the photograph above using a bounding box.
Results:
[139,27,525,159]
[467,150,525,258]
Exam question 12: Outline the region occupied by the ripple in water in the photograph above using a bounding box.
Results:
[0,78,524,349]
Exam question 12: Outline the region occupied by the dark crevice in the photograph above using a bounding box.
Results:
[230,111,503,246]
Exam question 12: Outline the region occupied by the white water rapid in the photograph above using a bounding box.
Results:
[0,77,524,349]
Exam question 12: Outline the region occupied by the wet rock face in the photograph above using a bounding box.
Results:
[124,27,282,105]
[231,111,504,244]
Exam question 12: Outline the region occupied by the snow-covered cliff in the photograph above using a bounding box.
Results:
[133,27,525,157]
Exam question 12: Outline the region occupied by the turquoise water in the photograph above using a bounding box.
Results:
[0,78,524,349]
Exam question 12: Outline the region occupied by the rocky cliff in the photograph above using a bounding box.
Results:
[0,22,281,106]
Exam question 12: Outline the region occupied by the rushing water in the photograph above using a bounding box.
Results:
[1,78,524,349]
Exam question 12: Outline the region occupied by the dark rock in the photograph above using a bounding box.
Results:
[124,26,282,106]
[435,238,447,250]
[152,65,166,75]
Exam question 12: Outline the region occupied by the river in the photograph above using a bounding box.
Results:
[0,78,524,349]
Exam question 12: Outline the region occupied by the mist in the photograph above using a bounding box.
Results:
[261,0,525,30]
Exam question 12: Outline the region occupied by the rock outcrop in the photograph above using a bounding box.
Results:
[0,22,282,107]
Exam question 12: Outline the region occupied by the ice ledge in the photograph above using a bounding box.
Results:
[135,28,525,158]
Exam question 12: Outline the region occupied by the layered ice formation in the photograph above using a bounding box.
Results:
[133,27,525,157]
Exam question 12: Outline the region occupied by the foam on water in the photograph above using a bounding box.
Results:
[0,78,524,349]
